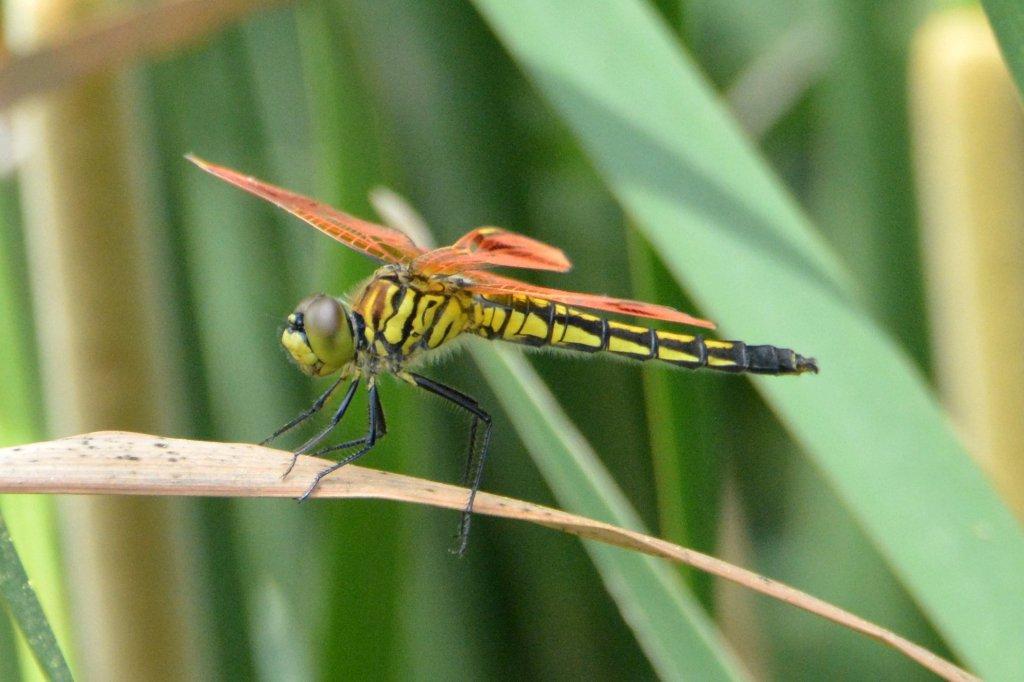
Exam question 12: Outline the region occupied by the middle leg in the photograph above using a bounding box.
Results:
[297,382,387,501]
[282,377,361,478]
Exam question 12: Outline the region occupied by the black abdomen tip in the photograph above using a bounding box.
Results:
[746,345,818,375]
[797,355,819,374]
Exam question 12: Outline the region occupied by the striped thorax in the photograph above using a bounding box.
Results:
[351,268,472,373]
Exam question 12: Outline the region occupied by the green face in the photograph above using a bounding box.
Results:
[281,294,356,377]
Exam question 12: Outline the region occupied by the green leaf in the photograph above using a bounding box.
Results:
[470,0,1024,678]
[625,230,721,609]
[982,0,1024,99]
[148,26,320,678]
[472,346,747,681]
[1,165,72,681]
[295,3,415,677]
[0,514,72,682]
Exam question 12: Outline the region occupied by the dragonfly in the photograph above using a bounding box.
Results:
[187,155,818,555]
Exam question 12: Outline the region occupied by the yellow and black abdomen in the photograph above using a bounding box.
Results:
[471,294,817,375]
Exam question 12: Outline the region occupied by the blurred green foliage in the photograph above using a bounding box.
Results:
[2,0,1022,679]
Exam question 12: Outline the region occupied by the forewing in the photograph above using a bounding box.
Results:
[415,227,572,274]
[187,155,423,263]
[462,271,716,329]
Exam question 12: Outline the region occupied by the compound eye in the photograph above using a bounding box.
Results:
[303,295,343,339]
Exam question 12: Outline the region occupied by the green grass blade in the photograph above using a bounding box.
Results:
[0,613,17,682]
[811,1,928,359]
[982,0,1024,98]
[1,169,73,681]
[472,345,746,681]
[295,3,412,677]
[302,0,672,676]
[0,514,72,682]
[625,230,721,608]
[147,24,320,678]
[471,1,1024,678]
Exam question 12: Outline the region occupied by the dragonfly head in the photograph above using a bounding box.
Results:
[281,294,356,377]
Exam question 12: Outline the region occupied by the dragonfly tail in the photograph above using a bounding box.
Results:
[472,295,817,376]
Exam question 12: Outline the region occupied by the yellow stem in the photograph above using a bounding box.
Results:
[4,0,202,678]
[911,7,1024,520]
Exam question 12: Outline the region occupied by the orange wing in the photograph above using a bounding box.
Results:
[414,227,572,275]
[187,155,423,264]
[462,271,716,329]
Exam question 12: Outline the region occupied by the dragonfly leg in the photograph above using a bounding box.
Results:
[410,373,492,557]
[282,378,360,478]
[297,383,385,501]
[307,395,387,458]
[261,375,345,446]
[310,437,368,458]
[460,418,479,487]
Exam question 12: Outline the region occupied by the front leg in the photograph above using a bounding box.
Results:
[282,378,360,478]
[262,375,345,446]
[297,382,386,501]
[304,391,388,459]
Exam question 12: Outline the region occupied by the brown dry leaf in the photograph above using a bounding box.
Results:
[0,431,976,682]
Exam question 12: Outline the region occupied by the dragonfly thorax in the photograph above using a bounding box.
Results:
[281,294,357,377]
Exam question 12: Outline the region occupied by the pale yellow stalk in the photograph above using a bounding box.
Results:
[4,0,200,678]
[911,7,1024,520]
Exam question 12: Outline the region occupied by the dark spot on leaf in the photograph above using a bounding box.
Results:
[154,442,168,448]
